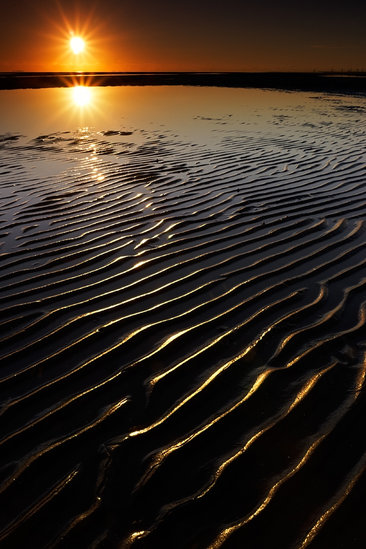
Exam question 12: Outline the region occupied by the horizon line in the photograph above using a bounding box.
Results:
[1,70,366,76]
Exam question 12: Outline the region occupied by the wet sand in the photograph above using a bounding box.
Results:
[0,87,366,548]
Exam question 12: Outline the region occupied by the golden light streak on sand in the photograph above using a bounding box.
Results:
[209,437,327,549]
[129,364,272,445]
[209,350,366,549]
[298,352,366,549]
[128,292,303,442]
[149,289,301,388]
[122,530,149,547]
[0,397,129,495]
[0,466,80,542]
[298,462,366,549]
[197,364,336,500]
[130,370,270,493]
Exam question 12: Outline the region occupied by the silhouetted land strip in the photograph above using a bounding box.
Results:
[1,71,366,93]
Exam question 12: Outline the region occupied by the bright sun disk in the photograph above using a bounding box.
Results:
[70,36,85,54]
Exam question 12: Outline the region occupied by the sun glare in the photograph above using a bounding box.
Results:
[72,86,91,106]
[70,36,85,54]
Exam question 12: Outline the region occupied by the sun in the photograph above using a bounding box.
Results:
[70,36,85,54]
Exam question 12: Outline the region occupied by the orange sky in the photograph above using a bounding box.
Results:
[0,0,365,72]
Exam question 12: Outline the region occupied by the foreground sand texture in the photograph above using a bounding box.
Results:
[0,88,366,548]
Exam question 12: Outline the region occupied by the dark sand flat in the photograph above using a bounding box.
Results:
[0,87,366,548]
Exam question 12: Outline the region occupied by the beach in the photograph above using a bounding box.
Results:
[0,84,366,548]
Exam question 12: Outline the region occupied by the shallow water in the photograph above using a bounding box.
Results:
[0,86,366,548]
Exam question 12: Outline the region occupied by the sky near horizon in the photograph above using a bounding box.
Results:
[0,0,365,73]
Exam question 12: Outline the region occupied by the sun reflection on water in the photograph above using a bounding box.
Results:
[72,86,92,107]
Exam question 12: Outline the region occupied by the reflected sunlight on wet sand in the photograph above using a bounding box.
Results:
[0,86,366,548]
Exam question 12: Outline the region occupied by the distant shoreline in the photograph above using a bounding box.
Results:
[1,72,366,94]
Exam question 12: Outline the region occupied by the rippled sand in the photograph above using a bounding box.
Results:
[0,88,366,548]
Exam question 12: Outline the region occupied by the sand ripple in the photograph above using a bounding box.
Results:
[0,91,366,548]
